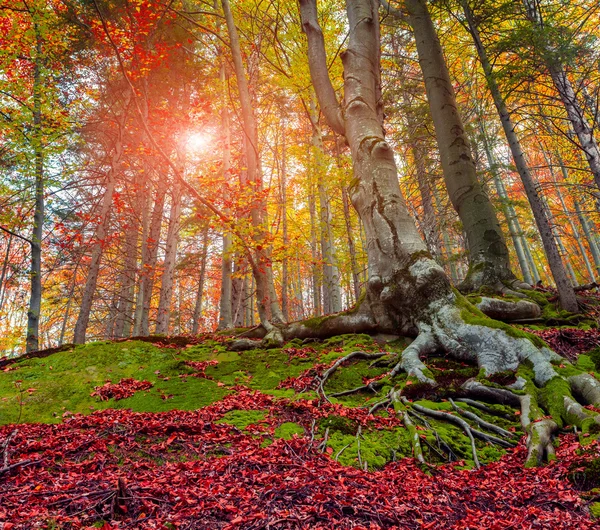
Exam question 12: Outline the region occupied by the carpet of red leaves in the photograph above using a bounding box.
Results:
[525,327,600,360]
[1,387,598,529]
[90,378,154,401]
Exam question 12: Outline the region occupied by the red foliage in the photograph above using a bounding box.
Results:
[91,378,153,401]
[0,387,597,529]
[525,327,600,360]
[184,360,219,379]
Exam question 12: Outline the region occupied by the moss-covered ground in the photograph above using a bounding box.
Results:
[0,332,529,472]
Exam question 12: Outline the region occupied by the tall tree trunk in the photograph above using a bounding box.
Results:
[280,123,290,321]
[479,119,533,284]
[405,0,520,293]
[405,114,441,259]
[308,184,322,316]
[231,256,245,327]
[73,108,127,344]
[155,186,182,335]
[113,220,139,338]
[26,26,44,353]
[217,21,233,331]
[132,184,152,335]
[221,0,283,330]
[461,0,578,311]
[192,224,210,334]
[140,182,166,335]
[341,185,362,302]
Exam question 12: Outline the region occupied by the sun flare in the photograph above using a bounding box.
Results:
[187,131,211,151]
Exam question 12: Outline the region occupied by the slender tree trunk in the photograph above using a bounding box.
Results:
[231,256,245,327]
[132,185,152,336]
[26,26,44,353]
[479,120,533,284]
[280,124,290,321]
[114,221,139,338]
[140,183,166,335]
[341,185,362,302]
[155,186,182,335]
[461,0,578,311]
[308,186,322,316]
[221,0,283,328]
[192,224,210,334]
[217,22,233,331]
[405,0,520,293]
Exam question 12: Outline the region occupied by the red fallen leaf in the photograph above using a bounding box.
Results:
[405,380,413,386]
[166,434,176,445]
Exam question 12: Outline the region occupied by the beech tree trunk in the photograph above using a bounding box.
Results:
[155,186,182,335]
[405,0,521,293]
[280,123,290,321]
[478,120,534,284]
[140,182,166,336]
[113,220,139,338]
[217,20,233,331]
[26,26,44,353]
[461,0,578,312]
[192,224,210,335]
[221,0,284,330]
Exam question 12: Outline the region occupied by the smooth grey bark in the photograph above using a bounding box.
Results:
[405,0,521,293]
[280,123,290,321]
[221,0,284,329]
[307,99,342,314]
[231,257,245,327]
[341,184,362,302]
[521,0,600,192]
[192,224,210,335]
[461,0,578,312]
[308,184,322,316]
[155,185,182,335]
[405,110,441,259]
[26,25,44,353]
[132,185,152,336]
[478,120,533,284]
[217,59,233,330]
[140,182,166,335]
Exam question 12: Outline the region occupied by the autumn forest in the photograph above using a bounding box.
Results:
[2,0,600,527]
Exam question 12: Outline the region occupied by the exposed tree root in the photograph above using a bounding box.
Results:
[448,398,515,440]
[399,396,481,469]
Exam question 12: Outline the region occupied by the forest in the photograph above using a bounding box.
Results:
[2,0,600,528]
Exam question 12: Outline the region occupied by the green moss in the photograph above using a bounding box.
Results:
[324,427,413,470]
[588,348,600,371]
[569,457,600,491]
[320,415,358,435]
[454,290,547,349]
[0,340,229,425]
[590,503,600,519]
[215,410,267,430]
[274,422,304,440]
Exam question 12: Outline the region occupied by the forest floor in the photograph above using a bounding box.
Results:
[2,299,600,528]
